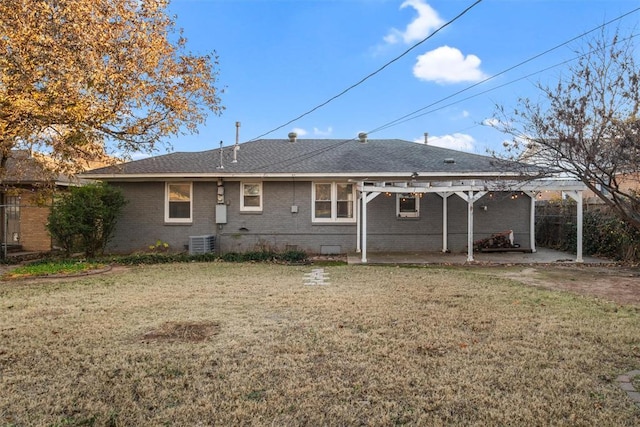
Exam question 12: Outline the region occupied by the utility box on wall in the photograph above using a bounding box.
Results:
[215,204,227,224]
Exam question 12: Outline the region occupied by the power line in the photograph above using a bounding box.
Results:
[245,5,640,172]
[367,5,640,135]
[248,0,484,141]
[373,32,640,131]
[251,30,640,173]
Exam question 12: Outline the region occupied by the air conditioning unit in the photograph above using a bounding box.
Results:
[189,234,216,255]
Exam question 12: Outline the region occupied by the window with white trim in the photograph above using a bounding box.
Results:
[240,182,262,212]
[312,182,355,222]
[397,193,420,218]
[165,182,192,223]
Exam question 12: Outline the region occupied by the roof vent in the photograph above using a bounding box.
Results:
[424,132,429,144]
[287,132,297,143]
[444,158,455,164]
[358,132,368,143]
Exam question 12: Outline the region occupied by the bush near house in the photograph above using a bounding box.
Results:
[536,201,640,261]
[47,183,127,257]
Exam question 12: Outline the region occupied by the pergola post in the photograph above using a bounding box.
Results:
[360,191,380,264]
[438,192,452,252]
[356,193,361,253]
[466,191,474,262]
[455,190,486,262]
[525,191,537,253]
[361,192,368,263]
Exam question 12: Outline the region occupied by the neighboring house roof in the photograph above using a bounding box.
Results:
[1,151,78,186]
[1,150,119,187]
[82,138,544,180]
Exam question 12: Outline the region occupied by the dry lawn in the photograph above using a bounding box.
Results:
[1,262,639,426]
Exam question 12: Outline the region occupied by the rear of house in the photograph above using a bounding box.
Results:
[82,137,585,258]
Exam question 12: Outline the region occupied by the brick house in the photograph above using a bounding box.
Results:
[82,136,587,262]
[0,151,81,253]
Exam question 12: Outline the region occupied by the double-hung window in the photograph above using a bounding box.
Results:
[397,193,420,218]
[240,182,262,212]
[312,182,355,223]
[165,182,192,223]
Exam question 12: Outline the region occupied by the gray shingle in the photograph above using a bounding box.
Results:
[84,139,538,177]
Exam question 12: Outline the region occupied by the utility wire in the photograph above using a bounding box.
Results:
[248,0,484,141]
[247,30,640,172]
[245,5,640,171]
[367,5,640,135]
[373,32,640,131]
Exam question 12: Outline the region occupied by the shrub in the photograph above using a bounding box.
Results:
[582,210,640,260]
[220,252,243,262]
[536,201,640,262]
[277,249,308,264]
[243,251,277,262]
[48,184,127,257]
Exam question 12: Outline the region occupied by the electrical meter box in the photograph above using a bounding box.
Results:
[215,204,227,224]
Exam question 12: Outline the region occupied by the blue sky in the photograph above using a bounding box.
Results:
[162,0,640,156]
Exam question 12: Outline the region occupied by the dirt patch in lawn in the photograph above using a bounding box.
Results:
[491,265,640,306]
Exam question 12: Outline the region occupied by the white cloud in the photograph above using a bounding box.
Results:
[385,0,445,45]
[420,133,476,152]
[291,127,308,136]
[413,46,488,84]
[313,126,333,137]
[482,117,501,127]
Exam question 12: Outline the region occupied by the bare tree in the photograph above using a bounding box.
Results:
[0,0,224,177]
[492,28,640,231]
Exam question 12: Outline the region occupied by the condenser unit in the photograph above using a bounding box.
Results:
[189,234,216,255]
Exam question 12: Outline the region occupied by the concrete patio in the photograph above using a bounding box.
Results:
[347,247,610,265]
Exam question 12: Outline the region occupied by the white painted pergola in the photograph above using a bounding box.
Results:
[355,178,586,264]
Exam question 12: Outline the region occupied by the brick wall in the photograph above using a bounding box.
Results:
[108,181,216,253]
[18,191,53,252]
[106,180,532,255]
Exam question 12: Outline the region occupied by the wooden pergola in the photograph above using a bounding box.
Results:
[355,178,587,264]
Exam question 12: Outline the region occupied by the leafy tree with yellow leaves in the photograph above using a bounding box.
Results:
[0,0,224,177]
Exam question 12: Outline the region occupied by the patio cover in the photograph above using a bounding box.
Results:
[356,178,586,263]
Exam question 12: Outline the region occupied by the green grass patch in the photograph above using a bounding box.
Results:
[3,259,106,279]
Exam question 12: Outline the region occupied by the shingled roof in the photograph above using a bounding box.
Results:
[82,139,543,180]
[2,151,77,185]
